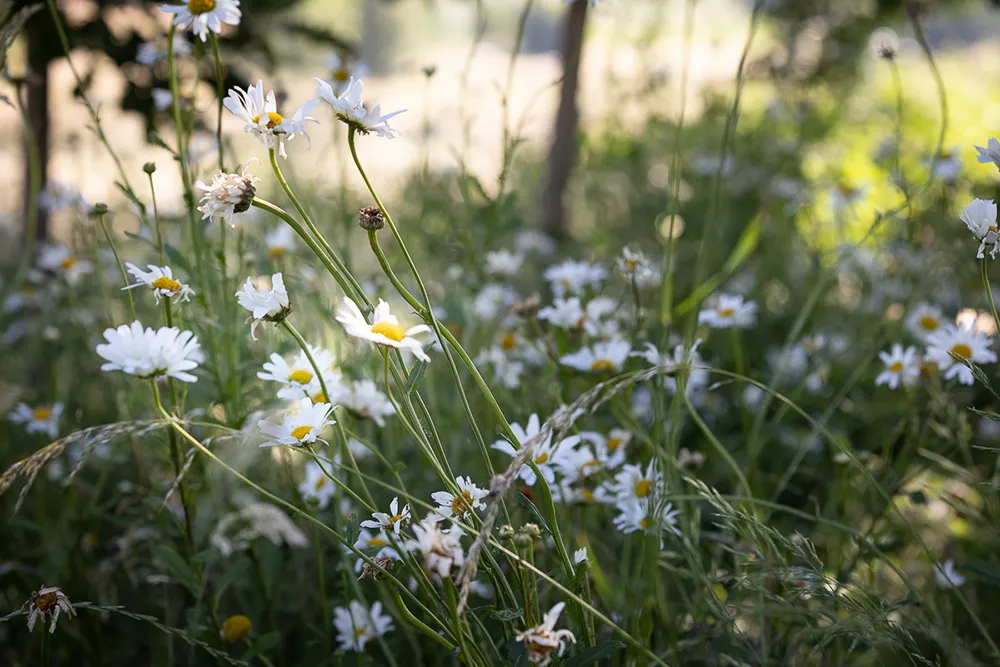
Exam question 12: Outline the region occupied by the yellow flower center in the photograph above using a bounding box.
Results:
[269,247,287,257]
[291,425,312,440]
[288,369,313,385]
[34,591,59,612]
[591,359,614,372]
[314,477,327,490]
[501,331,517,350]
[451,491,474,517]
[919,315,938,331]
[251,111,284,129]
[888,361,904,372]
[717,307,735,317]
[387,513,406,524]
[333,67,350,82]
[534,452,549,465]
[579,488,595,502]
[187,0,216,14]
[221,615,252,643]
[607,437,622,452]
[33,407,52,421]
[639,517,652,529]
[60,257,77,269]
[838,183,855,196]
[635,480,652,497]
[578,459,599,477]
[312,392,327,404]
[369,537,388,547]
[355,628,368,638]
[371,321,406,342]
[151,276,182,293]
[951,343,972,360]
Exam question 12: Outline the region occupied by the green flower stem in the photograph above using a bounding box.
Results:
[147,172,165,266]
[95,209,135,322]
[390,591,456,651]
[982,257,1000,338]
[444,580,478,667]
[252,198,348,291]
[309,511,332,656]
[208,33,225,172]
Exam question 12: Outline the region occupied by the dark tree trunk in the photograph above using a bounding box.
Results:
[540,0,588,240]
[23,12,50,244]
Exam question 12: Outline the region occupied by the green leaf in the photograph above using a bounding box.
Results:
[405,361,427,394]
[675,214,762,317]
[563,641,626,667]
[154,544,201,594]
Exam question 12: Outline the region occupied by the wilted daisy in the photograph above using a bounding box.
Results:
[122,263,195,302]
[875,344,920,389]
[613,498,682,537]
[224,80,318,158]
[96,321,203,382]
[933,559,966,588]
[960,198,999,259]
[544,260,607,298]
[515,602,576,666]
[160,0,241,42]
[431,476,488,522]
[573,547,588,565]
[361,497,411,536]
[333,600,394,652]
[298,459,337,509]
[8,402,63,439]
[257,345,340,401]
[486,249,524,277]
[975,137,1000,169]
[314,77,405,138]
[560,338,631,373]
[336,297,431,362]
[136,34,191,66]
[196,165,259,225]
[407,517,465,578]
[491,414,577,486]
[236,273,290,338]
[616,247,658,285]
[257,397,335,447]
[925,322,997,385]
[905,303,944,339]
[698,294,757,329]
[36,244,93,285]
[341,379,396,426]
[265,225,296,258]
[210,501,309,557]
[23,586,75,634]
[472,284,518,320]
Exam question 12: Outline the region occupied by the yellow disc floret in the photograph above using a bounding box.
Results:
[371,322,406,342]
[221,615,252,643]
[951,344,972,360]
[187,0,216,14]
[151,276,182,293]
[634,480,652,497]
[288,369,314,384]
[590,359,614,372]
[291,425,312,441]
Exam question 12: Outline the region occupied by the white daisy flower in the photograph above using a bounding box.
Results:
[573,547,588,565]
[631,340,708,397]
[961,198,1000,259]
[361,497,411,536]
[333,600,394,652]
[257,397,335,447]
[485,249,524,277]
[925,322,997,385]
[515,230,556,255]
[544,260,607,298]
[351,529,400,572]
[472,284,518,320]
[616,247,658,286]
[38,183,87,214]
[210,501,308,557]
[575,430,628,470]
[23,586,75,634]
[314,77,405,138]
[160,0,241,42]
[122,263,195,302]
[341,379,396,427]
[829,182,867,214]
[298,460,337,509]
[265,225,296,258]
[36,244,93,285]
[611,460,663,501]
[325,52,369,94]
[136,34,191,66]
[96,321,203,382]
[613,498,682,536]
[224,80,318,159]
[698,294,758,329]
[236,273,290,339]
[928,146,962,182]
[560,338,631,373]
[196,165,259,225]
[905,303,944,339]
[431,476,488,522]
[407,516,465,578]
[875,344,920,389]
[476,345,527,390]
[490,414,578,487]
[336,297,432,363]
[257,345,341,401]
[538,297,585,330]
[975,137,1000,170]
[933,559,966,588]
[515,602,576,666]
[554,442,603,484]
[8,402,63,439]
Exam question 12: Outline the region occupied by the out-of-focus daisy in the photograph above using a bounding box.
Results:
[151,88,174,111]
[515,602,576,666]
[314,77,405,138]
[698,294,758,329]
[486,249,524,277]
[36,245,93,285]
[341,379,396,426]
[476,345,527,390]
[38,183,87,214]
[325,52,368,94]
[361,497,411,536]
[8,402,63,439]
[23,586,75,634]
[257,398,334,447]
[515,230,556,256]
[544,260,607,298]
[472,284,517,320]
[928,147,962,182]
[160,0,241,42]
[136,34,191,66]
[123,263,195,302]
[975,137,1000,170]
[298,460,337,509]
[257,345,340,401]
[577,430,628,470]
[829,181,867,214]
[431,476,488,522]
[631,340,708,397]
[538,297,584,330]
[224,80,318,159]
[616,247,658,286]
[96,321,203,382]
[560,338,631,373]
[333,600,394,652]
[490,414,577,486]
[875,344,920,389]
[611,461,662,501]
[925,322,997,385]
[960,198,999,259]
[407,517,465,578]
[265,225,296,258]
[196,165,259,225]
[678,447,706,469]
[336,297,431,362]
[351,529,400,572]
[905,303,944,339]
[613,498,682,536]
[236,273,290,338]
[933,559,966,588]
[211,501,308,557]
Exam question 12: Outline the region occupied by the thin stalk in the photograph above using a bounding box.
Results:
[95,209,136,321]
[147,171,165,265]
[982,257,1000,338]
[390,591,456,651]
[310,515,332,656]
[209,33,225,172]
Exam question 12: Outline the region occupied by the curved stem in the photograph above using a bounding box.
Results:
[982,257,1000,338]
[95,210,135,321]
[209,33,225,172]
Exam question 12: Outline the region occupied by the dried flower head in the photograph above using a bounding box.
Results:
[196,164,259,226]
[359,205,385,231]
[359,554,395,581]
[23,586,75,634]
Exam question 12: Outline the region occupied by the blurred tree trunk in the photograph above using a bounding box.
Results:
[23,12,49,243]
[540,0,588,240]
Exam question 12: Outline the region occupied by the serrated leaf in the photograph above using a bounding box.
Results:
[563,640,626,667]
[154,544,201,593]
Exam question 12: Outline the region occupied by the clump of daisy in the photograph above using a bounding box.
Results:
[362,497,411,536]
[36,244,93,285]
[515,602,576,665]
[236,273,290,339]
[123,263,195,302]
[314,77,405,138]
[8,402,63,439]
[431,476,488,522]
[407,516,465,578]
[333,600,394,652]
[875,344,920,389]
[257,345,342,402]
[224,81,318,159]
[491,413,578,486]
[560,338,631,373]
[925,321,997,385]
[196,164,259,225]
[544,259,607,298]
[336,297,432,362]
[96,321,203,383]
[161,0,241,42]
[257,397,335,447]
[698,294,758,329]
[960,198,999,259]
[23,586,75,634]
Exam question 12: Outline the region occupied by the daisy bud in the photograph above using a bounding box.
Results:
[91,202,109,216]
[522,523,542,539]
[143,162,157,174]
[422,65,437,78]
[359,205,385,231]
[498,524,515,540]
[511,295,542,317]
